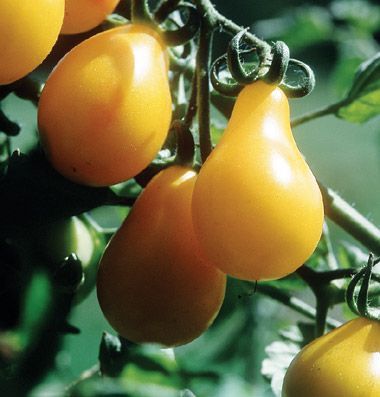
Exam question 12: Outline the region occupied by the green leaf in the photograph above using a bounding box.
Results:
[337,242,369,269]
[259,274,305,293]
[261,323,314,397]
[68,376,131,397]
[212,376,253,397]
[261,341,299,397]
[337,52,380,123]
[96,337,190,397]
[19,270,52,347]
[120,345,184,397]
[330,0,380,33]
[121,364,181,396]
[71,376,194,397]
[253,6,333,50]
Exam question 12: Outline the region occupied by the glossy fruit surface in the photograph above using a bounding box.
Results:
[38,24,172,186]
[61,0,121,35]
[97,166,226,346]
[282,317,380,397]
[0,0,64,85]
[192,81,324,281]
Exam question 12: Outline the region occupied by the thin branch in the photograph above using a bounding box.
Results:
[320,183,380,256]
[196,20,213,163]
[193,0,271,63]
[65,364,100,396]
[254,283,341,329]
[291,100,347,127]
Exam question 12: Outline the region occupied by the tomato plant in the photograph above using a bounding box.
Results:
[0,0,65,85]
[38,24,172,186]
[61,0,121,35]
[1,0,380,396]
[97,166,226,347]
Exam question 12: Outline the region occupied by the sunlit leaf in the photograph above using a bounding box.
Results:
[337,52,380,123]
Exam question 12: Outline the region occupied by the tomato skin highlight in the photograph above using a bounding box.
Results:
[38,24,172,187]
[192,81,324,281]
[61,0,121,35]
[282,317,380,397]
[0,0,65,85]
[96,166,226,347]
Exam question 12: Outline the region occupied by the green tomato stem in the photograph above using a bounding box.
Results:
[291,99,347,127]
[321,223,339,270]
[193,0,271,63]
[255,283,341,329]
[131,0,152,24]
[196,21,213,163]
[184,72,198,129]
[315,299,329,337]
[172,120,195,166]
[357,254,374,317]
[319,183,380,255]
[65,364,100,393]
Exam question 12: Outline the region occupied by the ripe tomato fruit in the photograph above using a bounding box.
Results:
[61,0,121,35]
[0,0,64,85]
[38,24,172,187]
[97,166,226,347]
[282,317,380,397]
[192,80,324,281]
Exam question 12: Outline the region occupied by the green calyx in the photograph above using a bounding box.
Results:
[210,29,315,98]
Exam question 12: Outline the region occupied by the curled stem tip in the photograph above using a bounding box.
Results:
[210,54,244,97]
[264,41,290,85]
[280,58,315,98]
[227,30,259,85]
[160,3,201,47]
[346,253,380,321]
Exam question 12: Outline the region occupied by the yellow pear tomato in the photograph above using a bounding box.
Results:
[38,24,172,186]
[192,81,324,281]
[282,317,380,397]
[61,0,121,35]
[97,166,226,346]
[0,0,64,85]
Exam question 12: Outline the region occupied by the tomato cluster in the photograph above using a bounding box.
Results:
[2,2,325,347]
